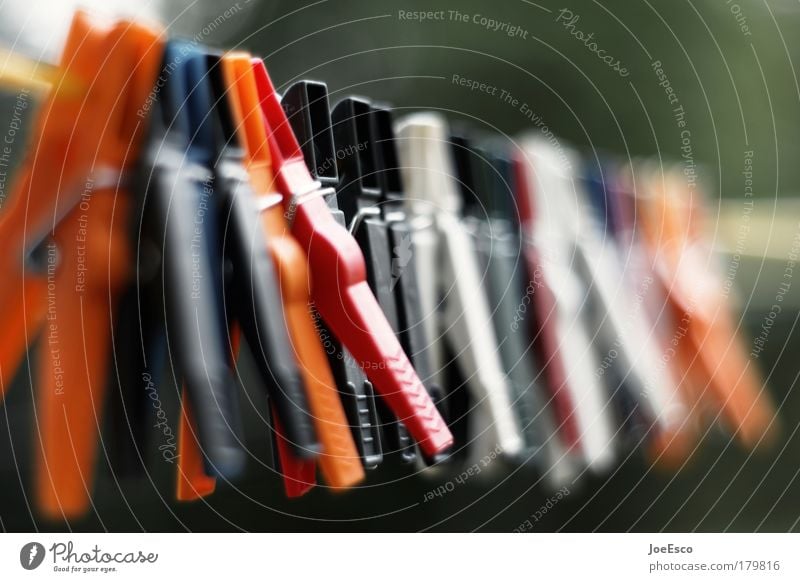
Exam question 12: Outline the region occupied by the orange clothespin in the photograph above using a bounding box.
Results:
[638,167,777,448]
[220,52,364,493]
[0,12,164,518]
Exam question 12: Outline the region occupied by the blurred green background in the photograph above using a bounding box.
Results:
[1,0,799,532]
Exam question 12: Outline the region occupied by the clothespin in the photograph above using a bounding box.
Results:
[219,52,364,493]
[281,81,384,470]
[394,113,523,462]
[130,42,249,499]
[330,97,417,464]
[584,161,692,465]
[251,61,452,458]
[0,11,155,397]
[369,104,451,465]
[567,155,684,450]
[2,12,166,519]
[448,132,561,472]
[637,167,776,449]
[209,51,314,499]
[510,151,583,460]
[516,136,617,472]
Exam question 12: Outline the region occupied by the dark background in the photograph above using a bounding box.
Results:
[1,0,799,532]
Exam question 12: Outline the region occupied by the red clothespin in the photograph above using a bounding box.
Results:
[512,150,583,454]
[250,60,452,458]
[221,52,364,496]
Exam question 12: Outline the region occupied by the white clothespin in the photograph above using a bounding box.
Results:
[518,136,617,472]
[395,113,524,461]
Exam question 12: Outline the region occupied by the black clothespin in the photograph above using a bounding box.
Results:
[331,97,417,465]
[203,53,320,462]
[369,104,451,465]
[281,81,383,470]
[449,131,553,466]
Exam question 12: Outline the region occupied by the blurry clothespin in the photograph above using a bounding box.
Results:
[0,11,165,519]
[449,132,562,475]
[516,137,617,472]
[130,42,248,501]
[637,167,777,449]
[394,113,523,463]
[584,161,692,465]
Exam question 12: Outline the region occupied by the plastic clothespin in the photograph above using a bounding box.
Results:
[394,113,523,461]
[610,166,697,465]
[209,51,313,499]
[219,52,364,493]
[370,104,451,465]
[449,132,563,474]
[280,81,384,470]
[252,61,452,458]
[516,136,617,472]
[5,13,165,519]
[583,161,691,463]
[566,157,666,448]
[0,11,158,399]
[511,151,583,456]
[129,42,250,499]
[171,51,331,501]
[637,167,776,449]
[330,97,417,465]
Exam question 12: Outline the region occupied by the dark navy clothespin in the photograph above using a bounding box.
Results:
[281,81,384,470]
[120,41,246,482]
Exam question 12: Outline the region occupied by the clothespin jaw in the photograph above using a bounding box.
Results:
[281,81,385,470]
[449,131,490,219]
[582,159,622,240]
[370,105,406,213]
[281,81,340,189]
[331,97,383,221]
[395,113,463,218]
[252,61,452,458]
[395,113,523,461]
